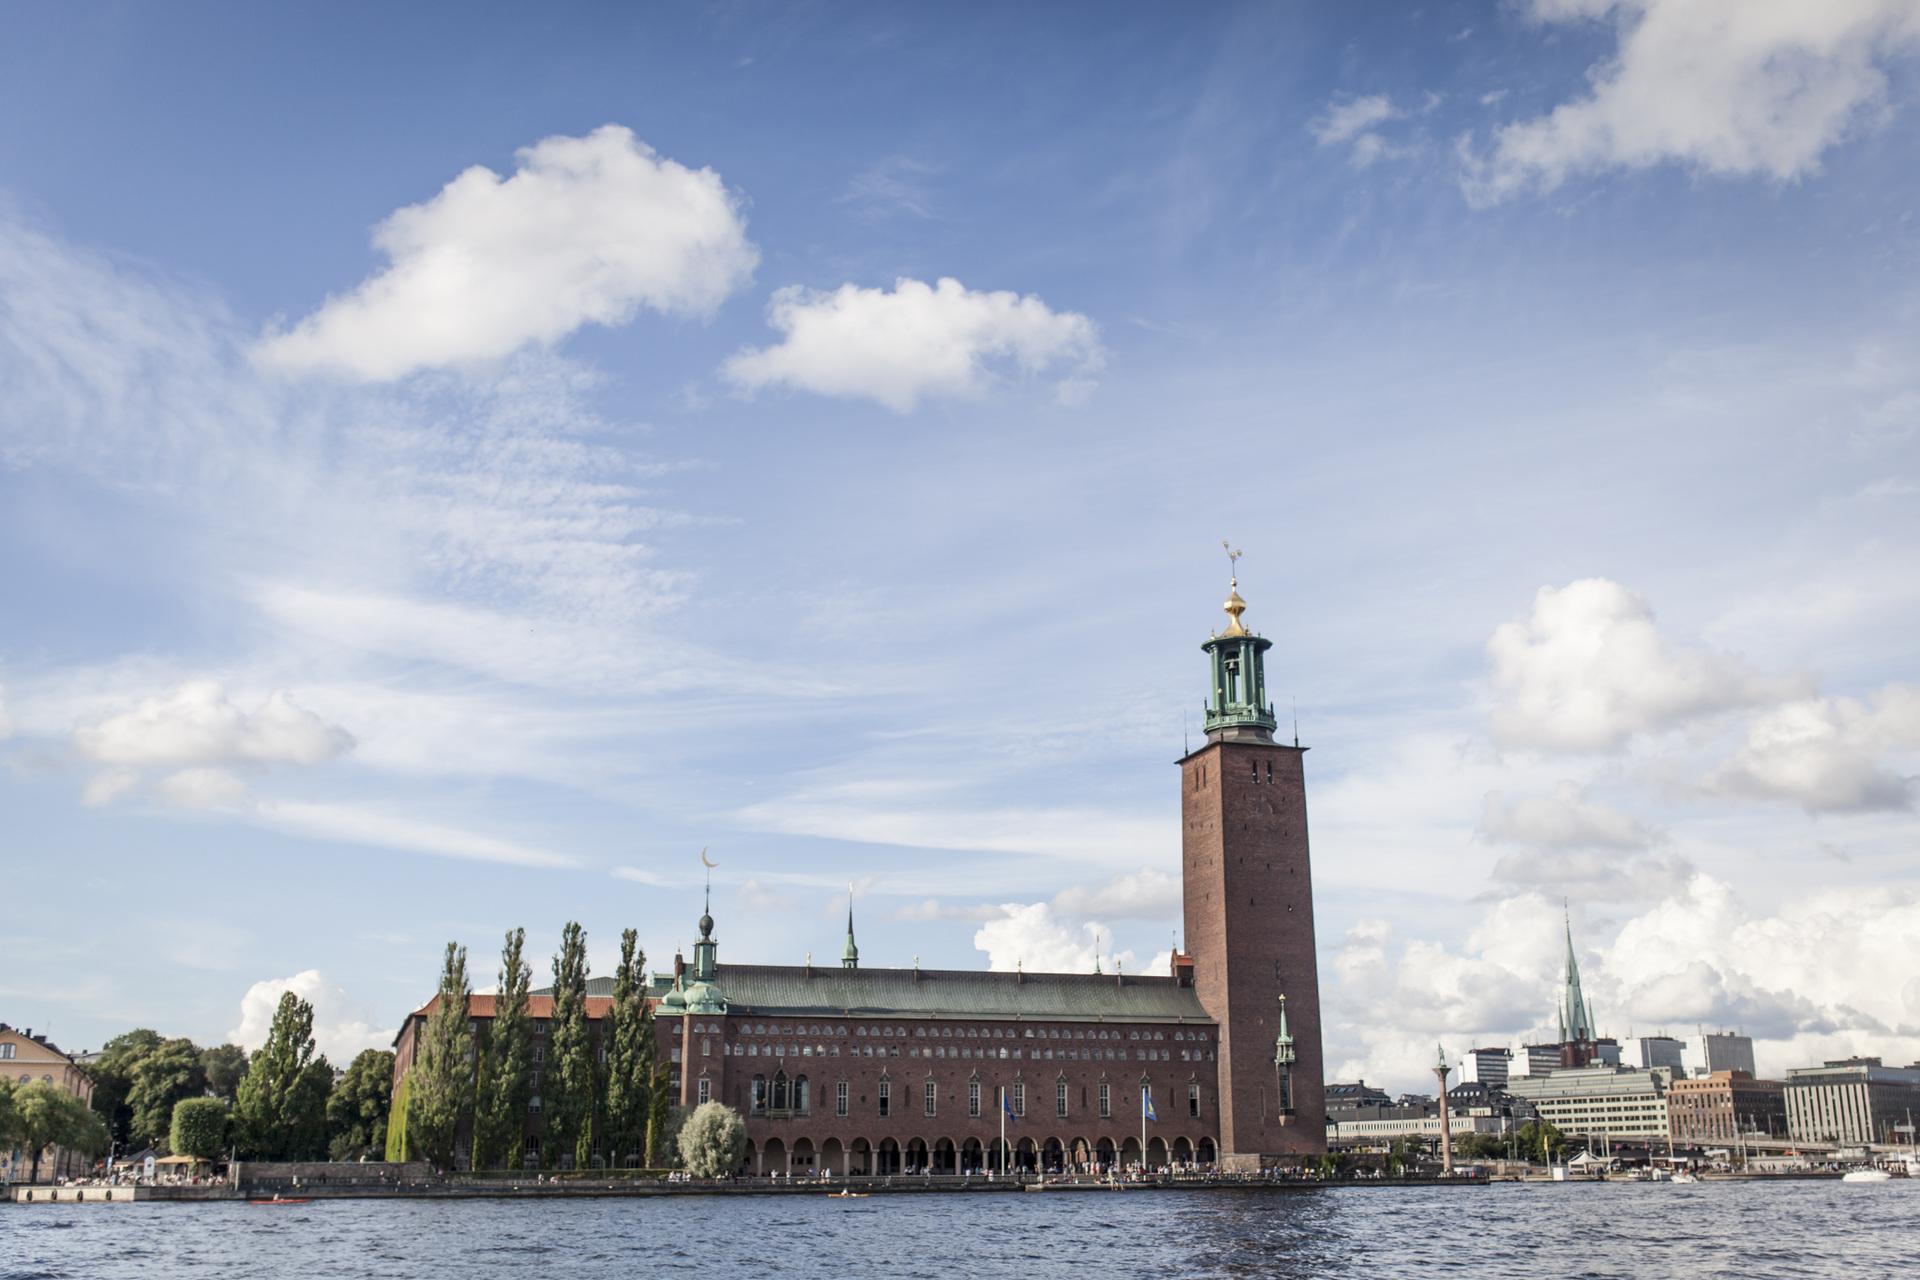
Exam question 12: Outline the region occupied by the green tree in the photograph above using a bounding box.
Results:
[168,1097,229,1161]
[384,1074,410,1162]
[326,1048,396,1160]
[676,1101,744,1179]
[407,942,474,1170]
[10,1082,106,1182]
[1514,1119,1568,1162]
[602,928,654,1167]
[233,992,333,1160]
[474,927,532,1170]
[199,1044,250,1102]
[85,1028,163,1146]
[546,921,593,1170]
[129,1037,207,1150]
[645,1059,675,1166]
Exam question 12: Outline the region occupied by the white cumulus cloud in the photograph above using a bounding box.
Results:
[1327,876,1920,1091]
[1463,0,1920,203]
[722,276,1104,412]
[229,969,389,1064]
[1710,684,1920,812]
[75,680,355,769]
[258,125,758,380]
[972,901,1152,975]
[1487,578,1804,752]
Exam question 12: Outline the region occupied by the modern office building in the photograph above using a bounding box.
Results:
[1702,1032,1756,1077]
[1634,1035,1686,1074]
[1505,1065,1672,1140]
[1784,1058,1920,1145]
[1460,1046,1513,1089]
[1666,1070,1786,1143]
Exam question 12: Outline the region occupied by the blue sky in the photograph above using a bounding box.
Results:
[4,2,1919,1092]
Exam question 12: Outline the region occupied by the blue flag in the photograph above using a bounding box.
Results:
[1143,1086,1157,1121]
[1003,1089,1018,1123]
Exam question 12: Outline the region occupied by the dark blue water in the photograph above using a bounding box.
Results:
[4,1182,1915,1278]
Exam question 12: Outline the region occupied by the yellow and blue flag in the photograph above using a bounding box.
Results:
[1143,1086,1157,1121]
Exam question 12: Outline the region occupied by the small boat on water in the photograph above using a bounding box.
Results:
[248,1197,312,1205]
[827,1191,868,1198]
[1842,1169,1893,1183]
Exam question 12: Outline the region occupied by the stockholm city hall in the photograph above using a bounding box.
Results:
[396,569,1327,1173]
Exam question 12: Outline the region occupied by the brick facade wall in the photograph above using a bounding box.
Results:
[672,1012,1222,1173]
[1180,740,1327,1162]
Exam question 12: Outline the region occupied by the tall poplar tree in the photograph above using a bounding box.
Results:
[474,927,532,1169]
[407,942,474,1170]
[233,992,332,1159]
[546,921,593,1169]
[644,1055,672,1168]
[602,929,657,1167]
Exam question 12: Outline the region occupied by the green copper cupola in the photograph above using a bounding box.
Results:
[1201,566,1278,742]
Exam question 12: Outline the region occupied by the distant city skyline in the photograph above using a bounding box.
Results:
[3,2,1918,1095]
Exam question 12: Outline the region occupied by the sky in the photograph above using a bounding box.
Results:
[3,1,1919,1095]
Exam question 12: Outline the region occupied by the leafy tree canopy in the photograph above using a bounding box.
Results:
[677,1101,745,1179]
[327,1048,395,1161]
[169,1097,229,1161]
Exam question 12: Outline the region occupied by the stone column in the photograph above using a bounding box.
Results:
[1434,1047,1454,1177]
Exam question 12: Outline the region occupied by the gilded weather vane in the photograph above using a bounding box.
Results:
[1223,540,1242,580]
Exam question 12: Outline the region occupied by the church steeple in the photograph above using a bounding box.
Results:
[1202,547,1278,742]
[1558,907,1595,1041]
[842,884,859,970]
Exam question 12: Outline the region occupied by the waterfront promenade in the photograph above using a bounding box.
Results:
[11,1168,1491,1204]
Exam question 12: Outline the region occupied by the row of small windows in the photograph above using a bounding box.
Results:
[708,1040,1202,1064]
[682,1021,1208,1044]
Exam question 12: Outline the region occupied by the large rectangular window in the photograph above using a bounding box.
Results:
[836,1081,849,1117]
[1188,1082,1200,1118]
[878,1079,891,1117]
[1013,1083,1026,1117]
[969,1080,981,1117]
[1056,1079,1069,1118]
[925,1080,938,1117]
[697,1077,711,1105]
[1099,1082,1111,1118]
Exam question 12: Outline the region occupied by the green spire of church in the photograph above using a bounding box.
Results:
[1559,907,1594,1041]
[1201,547,1279,742]
[842,884,859,969]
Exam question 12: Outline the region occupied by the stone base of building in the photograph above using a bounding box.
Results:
[1220,1151,1325,1173]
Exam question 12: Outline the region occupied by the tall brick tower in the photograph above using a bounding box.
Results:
[1179,567,1326,1166]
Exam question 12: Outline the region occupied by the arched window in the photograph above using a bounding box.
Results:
[795,1075,810,1113]
[751,1075,768,1114]
[772,1071,791,1111]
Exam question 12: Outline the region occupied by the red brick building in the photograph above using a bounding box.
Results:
[394,574,1327,1172]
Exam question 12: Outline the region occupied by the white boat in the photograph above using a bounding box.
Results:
[1669,1170,1698,1184]
[1841,1169,1893,1183]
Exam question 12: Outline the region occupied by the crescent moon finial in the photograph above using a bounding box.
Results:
[700,846,717,869]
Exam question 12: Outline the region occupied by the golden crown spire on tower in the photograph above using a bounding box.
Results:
[1221,540,1249,636]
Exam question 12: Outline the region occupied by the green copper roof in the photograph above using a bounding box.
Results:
[632,964,1210,1023]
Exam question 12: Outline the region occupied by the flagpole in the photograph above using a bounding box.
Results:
[1141,1084,1147,1175]
[999,1084,1005,1177]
